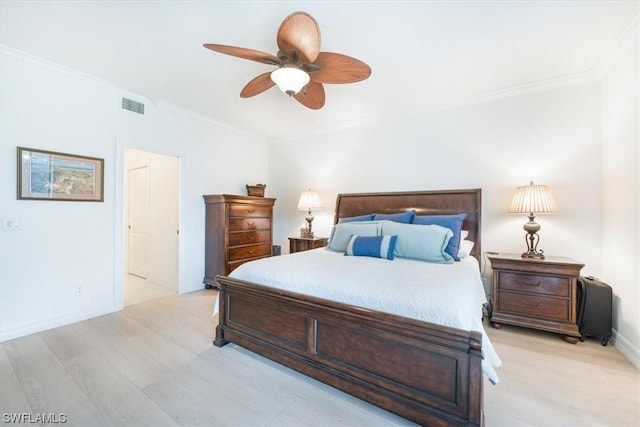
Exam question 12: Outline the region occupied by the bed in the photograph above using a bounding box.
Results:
[214,189,499,426]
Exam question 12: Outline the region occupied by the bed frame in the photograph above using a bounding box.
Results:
[215,189,484,426]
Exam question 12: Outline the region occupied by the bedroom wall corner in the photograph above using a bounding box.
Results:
[601,17,640,369]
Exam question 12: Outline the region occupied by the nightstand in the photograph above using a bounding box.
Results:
[288,236,328,253]
[486,252,584,343]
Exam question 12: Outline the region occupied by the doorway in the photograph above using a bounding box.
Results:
[124,148,179,306]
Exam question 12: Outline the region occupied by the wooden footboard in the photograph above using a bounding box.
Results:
[215,275,484,427]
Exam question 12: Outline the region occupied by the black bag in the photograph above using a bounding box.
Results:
[576,276,612,346]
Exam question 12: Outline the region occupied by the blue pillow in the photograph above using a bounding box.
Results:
[372,209,415,224]
[327,222,381,252]
[381,222,454,263]
[412,214,467,261]
[338,214,374,223]
[345,235,398,260]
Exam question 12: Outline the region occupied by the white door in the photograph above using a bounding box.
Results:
[148,154,179,290]
[128,166,149,278]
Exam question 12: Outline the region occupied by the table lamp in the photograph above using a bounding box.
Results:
[298,189,323,238]
[509,181,558,259]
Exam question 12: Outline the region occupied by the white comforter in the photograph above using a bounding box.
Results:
[221,248,501,384]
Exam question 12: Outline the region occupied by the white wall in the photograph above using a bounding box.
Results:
[269,83,603,276]
[601,20,639,366]
[0,48,269,341]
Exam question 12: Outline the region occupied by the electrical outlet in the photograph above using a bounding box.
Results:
[75,285,84,296]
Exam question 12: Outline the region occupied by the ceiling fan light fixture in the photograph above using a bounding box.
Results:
[271,65,310,95]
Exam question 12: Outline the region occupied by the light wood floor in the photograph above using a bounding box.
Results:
[124,274,175,307]
[1,290,638,426]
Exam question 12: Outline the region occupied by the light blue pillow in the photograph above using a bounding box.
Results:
[381,221,454,263]
[345,235,398,260]
[412,214,467,261]
[372,209,415,224]
[338,214,375,223]
[327,222,381,252]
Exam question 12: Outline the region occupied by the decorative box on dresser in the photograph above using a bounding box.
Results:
[288,236,329,253]
[203,194,276,288]
[487,252,584,343]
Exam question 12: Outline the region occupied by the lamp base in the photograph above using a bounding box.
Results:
[521,216,546,259]
[521,230,545,259]
[521,249,545,259]
[300,229,314,239]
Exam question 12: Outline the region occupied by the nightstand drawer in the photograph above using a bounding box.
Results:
[228,243,271,261]
[498,272,570,298]
[499,291,570,321]
[229,230,271,246]
[229,204,272,218]
[229,218,271,231]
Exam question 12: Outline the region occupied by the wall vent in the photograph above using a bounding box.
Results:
[121,97,145,114]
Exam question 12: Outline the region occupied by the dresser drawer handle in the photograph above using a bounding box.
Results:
[246,221,256,227]
[247,249,254,255]
[524,281,541,287]
[522,301,541,308]
[246,208,255,213]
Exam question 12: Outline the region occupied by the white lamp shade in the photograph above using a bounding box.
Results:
[509,182,558,214]
[271,66,310,95]
[298,191,323,211]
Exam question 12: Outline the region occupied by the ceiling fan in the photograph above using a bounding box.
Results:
[203,11,371,110]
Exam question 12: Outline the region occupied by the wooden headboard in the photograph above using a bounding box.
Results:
[334,189,482,262]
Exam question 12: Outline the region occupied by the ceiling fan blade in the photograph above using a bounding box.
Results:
[203,44,281,65]
[310,52,371,84]
[277,12,321,64]
[240,73,276,98]
[294,81,325,110]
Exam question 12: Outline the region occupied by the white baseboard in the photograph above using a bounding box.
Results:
[0,304,118,343]
[612,328,640,370]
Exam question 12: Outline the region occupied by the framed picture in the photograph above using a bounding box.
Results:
[17,147,104,202]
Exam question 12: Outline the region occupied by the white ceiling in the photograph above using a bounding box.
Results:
[1,1,638,140]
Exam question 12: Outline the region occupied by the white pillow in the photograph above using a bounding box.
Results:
[380,221,454,263]
[326,221,381,252]
[457,239,475,259]
[461,230,469,240]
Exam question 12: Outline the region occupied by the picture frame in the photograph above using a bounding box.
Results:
[17,147,104,202]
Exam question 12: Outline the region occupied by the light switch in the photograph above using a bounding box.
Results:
[2,218,22,230]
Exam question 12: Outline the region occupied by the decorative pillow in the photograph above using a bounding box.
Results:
[457,239,475,259]
[372,209,415,224]
[411,214,467,261]
[326,221,381,252]
[345,235,398,260]
[461,230,469,240]
[381,221,454,263]
[338,214,375,223]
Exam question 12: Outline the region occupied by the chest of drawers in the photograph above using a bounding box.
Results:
[203,194,276,288]
[487,253,584,343]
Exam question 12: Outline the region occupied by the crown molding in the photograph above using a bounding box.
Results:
[156,100,268,141]
[1,45,267,141]
[269,115,378,144]
[0,44,116,89]
[593,13,639,79]
[270,68,600,144]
